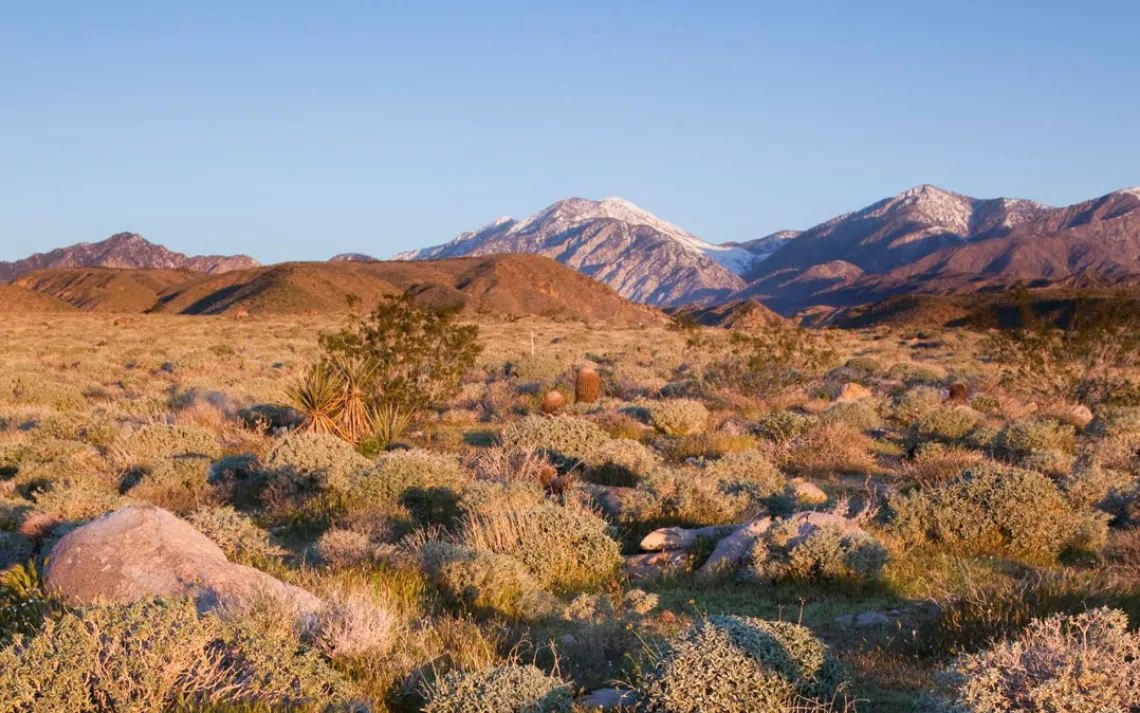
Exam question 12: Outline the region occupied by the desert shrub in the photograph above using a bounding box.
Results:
[1088,406,1140,438]
[783,422,878,477]
[584,438,659,486]
[309,589,399,660]
[888,464,1109,564]
[898,443,985,487]
[261,432,373,494]
[290,294,483,447]
[461,503,621,592]
[1063,461,1137,513]
[938,608,1140,713]
[0,373,86,412]
[749,522,887,585]
[820,401,883,432]
[0,597,359,712]
[0,564,46,646]
[187,506,282,563]
[420,541,558,620]
[992,419,1076,474]
[625,467,758,528]
[703,450,786,494]
[0,531,32,570]
[887,361,946,386]
[754,410,815,443]
[313,528,375,569]
[423,663,572,713]
[912,406,981,444]
[635,615,844,712]
[709,324,838,397]
[893,386,944,425]
[122,456,213,512]
[844,356,883,376]
[466,447,555,485]
[499,416,610,464]
[983,296,1140,406]
[508,354,567,385]
[110,424,222,467]
[649,399,709,436]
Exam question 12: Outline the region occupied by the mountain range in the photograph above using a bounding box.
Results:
[5,185,1140,320]
[0,232,258,283]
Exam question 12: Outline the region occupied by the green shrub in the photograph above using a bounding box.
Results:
[626,467,756,528]
[967,393,1001,415]
[423,664,572,713]
[0,598,359,712]
[888,464,1109,564]
[187,506,282,563]
[508,355,567,385]
[420,541,558,620]
[348,449,467,511]
[261,432,373,494]
[845,356,883,376]
[749,522,887,584]
[938,608,1140,713]
[457,481,547,518]
[584,438,659,486]
[462,503,621,592]
[635,615,844,712]
[111,424,222,467]
[992,419,1076,473]
[913,406,981,443]
[888,362,946,386]
[649,399,709,436]
[821,401,883,432]
[499,416,610,464]
[313,528,374,569]
[893,386,943,425]
[753,411,815,443]
[1087,406,1140,438]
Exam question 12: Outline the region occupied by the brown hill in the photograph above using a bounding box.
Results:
[669,298,785,329]
[0,233,258,283]
[148,255,663,324]
[0,284,77,313]
[14,268,200,312]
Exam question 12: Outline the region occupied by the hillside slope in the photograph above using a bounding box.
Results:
[0,284,77,313]
[14,268,199,312]
[149,255,663,324]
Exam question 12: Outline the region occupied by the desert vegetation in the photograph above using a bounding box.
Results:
[2,305,1140,712]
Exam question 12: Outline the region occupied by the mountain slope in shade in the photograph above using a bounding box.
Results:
[147,255,664,324]
[0,233,259,283]
[13,267,200,312]
[394,197,755,306]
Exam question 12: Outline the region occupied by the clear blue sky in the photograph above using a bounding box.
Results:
[2,1,1137,263]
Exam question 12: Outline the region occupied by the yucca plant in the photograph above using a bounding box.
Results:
[284,362,343,436]
[370,400,415,450]
[332,355,375,444]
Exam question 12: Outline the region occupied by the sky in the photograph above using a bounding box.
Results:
[2,1,1138,264]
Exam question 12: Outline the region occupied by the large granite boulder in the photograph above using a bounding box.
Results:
[44,504,320,616]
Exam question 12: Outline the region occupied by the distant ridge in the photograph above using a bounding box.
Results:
[0,233,259,283]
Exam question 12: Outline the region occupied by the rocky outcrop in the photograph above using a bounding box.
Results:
[44,505,319,616]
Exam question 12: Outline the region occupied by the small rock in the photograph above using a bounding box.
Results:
[640,524,735,552]
[159,362,177,374]
[855,611,892,628]
[1068,404,1094,429]
[835,382,872,403]
[580,687,638,710]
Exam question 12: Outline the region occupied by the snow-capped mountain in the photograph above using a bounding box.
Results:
[395,197,760,305]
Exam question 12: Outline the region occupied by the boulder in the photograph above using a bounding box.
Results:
[624,551,691,581]
[835,382,872,403]
[790,478,828,505]
[45,505,320,616]
[699,517,775,574]
[639,524,736,552]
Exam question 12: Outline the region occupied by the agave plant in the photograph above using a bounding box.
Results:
[284,362,343,436]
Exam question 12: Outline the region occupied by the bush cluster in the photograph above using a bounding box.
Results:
[750,522,888,585]
[423,664,573,713]
[499,416,611,464]
[649,399,710,436]
[261,432,373,494]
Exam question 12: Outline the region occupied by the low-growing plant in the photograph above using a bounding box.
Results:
[754,410,815,443]
[187,506,283,563]
[937,608,1140,713]
[912,405,981,444]
[820,401,883,432]
[888,464,1109,564]
[750,522,888,585]
[649,399,710,436]
[423,663,573,713]
[419,541,558,620]
[584,438,659,486]
[261,432,374,495]
[499,415,611,465]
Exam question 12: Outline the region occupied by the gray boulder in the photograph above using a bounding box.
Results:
[45,504,320,616]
